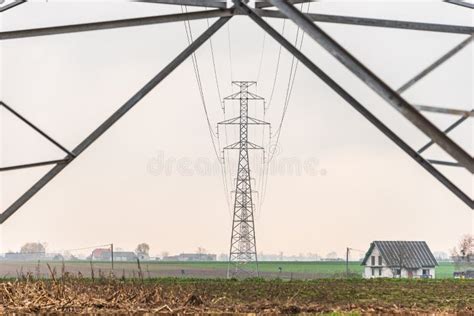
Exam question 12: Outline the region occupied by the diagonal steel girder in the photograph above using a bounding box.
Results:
[444,0,474,9]
[0,9,232,41]
[0,0,25,12]
[0,16,232,224]
[268,0,474,174]
[134,0,228,8]
[397,36,473,94]
[414,105,474,117]
[418,113,471,154]
[0,101,75,157]
[256,9,474,34]
[232,0,473,208]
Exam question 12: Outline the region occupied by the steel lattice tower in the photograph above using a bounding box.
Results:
[219,81,269,278]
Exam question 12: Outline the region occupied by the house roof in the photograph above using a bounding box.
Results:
[92,248,110,256]
[361,241,438,269]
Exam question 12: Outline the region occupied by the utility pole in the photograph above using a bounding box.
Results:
[346,247,349,277]
[219,81,269,278]
[111,243,114,270]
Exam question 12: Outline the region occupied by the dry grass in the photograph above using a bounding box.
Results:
[0,272,472,314]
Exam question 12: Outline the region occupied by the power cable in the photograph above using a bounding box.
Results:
[260,2,311,208]
[269,2,310,162]
[266,19,287,111]
[181,6,232,218]
[181,6,220,160]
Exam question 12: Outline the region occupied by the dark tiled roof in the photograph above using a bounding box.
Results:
[361,241,438,269]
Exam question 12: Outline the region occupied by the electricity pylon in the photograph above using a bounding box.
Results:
[218,81,269,278]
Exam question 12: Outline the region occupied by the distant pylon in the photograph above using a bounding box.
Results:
[219,81,269,278]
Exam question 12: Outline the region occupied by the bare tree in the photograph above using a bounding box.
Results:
[20,242,46,254]
[451,234,473,271]
[197,247,207,255]
[326,251,338,260]
[135,243,150,256]
[392,245,408,278]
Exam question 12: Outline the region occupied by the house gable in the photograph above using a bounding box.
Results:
[362,241,438,269]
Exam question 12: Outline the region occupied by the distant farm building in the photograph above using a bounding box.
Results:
[114,251,137,262]
[163,253,217,261]
[91,248,111,261]
[361,241,438,278]
[91,249,137,262]
[3,252,63,261]
[4,252,45,261]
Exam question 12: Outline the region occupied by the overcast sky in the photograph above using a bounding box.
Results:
[0,0,472,258]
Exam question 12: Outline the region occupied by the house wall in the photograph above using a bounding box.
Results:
[363,245,436,278]
[363,245,393,278]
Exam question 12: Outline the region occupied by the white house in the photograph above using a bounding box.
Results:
[361,241,438,279]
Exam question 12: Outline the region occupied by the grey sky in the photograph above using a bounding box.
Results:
[1,0,472,258]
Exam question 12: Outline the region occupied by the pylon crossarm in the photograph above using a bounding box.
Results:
[223,91,243,100]
[0,9,233,41]
[255,0,313,9]
[134,0,228,8]
[247,117,270,125]
[246,91,265,100]
[256,9,474,35]
[218,117,240,125]
[234,0,473,208]
[268,0,474,173]
[224,143,264,150]
[0,16,232,224]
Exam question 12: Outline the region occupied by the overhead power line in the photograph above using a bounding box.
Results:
[181,7,233,219]
[181,5,220,160]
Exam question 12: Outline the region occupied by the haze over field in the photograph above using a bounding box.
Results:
[0,1,472,257]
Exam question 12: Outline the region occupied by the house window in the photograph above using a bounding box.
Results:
[371,256,375,266]
[395,269,401,276]
[371,268,375,276]
[422,269,430,276]
[378,256,382,266]
[378,268,382,276]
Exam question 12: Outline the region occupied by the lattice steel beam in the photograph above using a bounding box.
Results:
[444,0,474,9]
[133,0,228,8]
[233,0,473,208]
[397,36,473,93]
[256,9,474,34]
[0,9,233,40]
[414,105,474,117]
[428,160,462,167]
[255,0,313,9]
[0,101,74,157]
[269,0,474,173]
[418,114,470,154]
[0,159,71,172]
[0,16,232,224]
[0,0,25,12]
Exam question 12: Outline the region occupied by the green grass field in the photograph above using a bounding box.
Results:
[1,260,456,279]
[156,261,456,278]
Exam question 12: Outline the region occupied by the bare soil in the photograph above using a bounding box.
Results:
[0,277,472,314]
